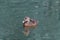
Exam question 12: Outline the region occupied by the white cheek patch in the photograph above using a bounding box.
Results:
[22,21,25,23]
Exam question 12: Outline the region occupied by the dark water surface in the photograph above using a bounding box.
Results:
[0,0,60,40]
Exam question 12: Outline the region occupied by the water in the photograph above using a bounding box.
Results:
[0,0,60,40]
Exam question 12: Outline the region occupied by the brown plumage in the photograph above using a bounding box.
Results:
[22,17,38,36]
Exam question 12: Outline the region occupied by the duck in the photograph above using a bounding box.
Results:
[22,16,38,36]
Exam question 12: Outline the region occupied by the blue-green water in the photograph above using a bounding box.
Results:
[0,0,60,40]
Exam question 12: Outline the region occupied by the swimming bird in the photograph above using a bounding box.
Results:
[22,16,38,36]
